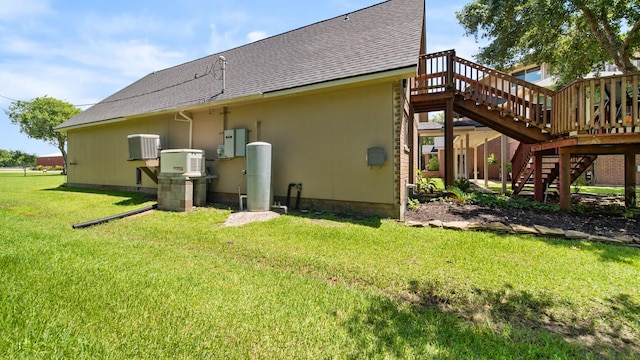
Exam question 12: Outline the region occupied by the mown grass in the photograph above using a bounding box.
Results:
[1,173,639,358]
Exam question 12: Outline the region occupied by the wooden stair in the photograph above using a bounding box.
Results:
[511,141,597,194]
[411,51,554,144]
[410,49,640,210]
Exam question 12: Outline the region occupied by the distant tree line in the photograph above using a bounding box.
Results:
[0,149,37,176]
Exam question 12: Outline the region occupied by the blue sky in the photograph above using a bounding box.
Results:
[0,0,484,156]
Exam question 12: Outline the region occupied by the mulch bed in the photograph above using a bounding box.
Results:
[406,193,640,240]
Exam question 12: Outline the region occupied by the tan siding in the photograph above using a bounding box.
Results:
[210,83,395,205]
[67,117,170,189]
[65,81,400,215]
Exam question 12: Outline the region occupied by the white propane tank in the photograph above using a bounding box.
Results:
[246,142,273,211]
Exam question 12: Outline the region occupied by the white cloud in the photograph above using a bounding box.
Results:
[0,0,50,21]
[74,40,186,77]
[0,61,113,104]
[209,23,242,53]
[247,31,268,43]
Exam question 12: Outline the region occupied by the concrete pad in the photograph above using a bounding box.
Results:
[442,221,469,230]
[486,222,511,233]
[588,235,622,244]
[511,224,539,235]
[613,236,636,244]
[533,225,565,237]
[565,230,590,239]
[406,220,425,227]
[428,220,443,228]
[467,223,488,231]
[224,211,280,227]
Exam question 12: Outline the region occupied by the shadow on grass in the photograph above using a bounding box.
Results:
[286,210,383,228]
[344,279,639,358]
[43,184,155,206]
[538,236,640,265]
[208,201,384,228]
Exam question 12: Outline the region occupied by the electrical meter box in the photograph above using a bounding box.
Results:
[217,128,248,159]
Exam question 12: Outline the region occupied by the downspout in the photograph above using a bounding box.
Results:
[175,111,193,148]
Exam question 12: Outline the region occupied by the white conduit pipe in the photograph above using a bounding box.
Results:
[175,111,193,149]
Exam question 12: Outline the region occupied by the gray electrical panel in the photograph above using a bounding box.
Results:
[217,128,248,159]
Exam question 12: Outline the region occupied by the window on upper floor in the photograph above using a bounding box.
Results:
[512,66,542,83]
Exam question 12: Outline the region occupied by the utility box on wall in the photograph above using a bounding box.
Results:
[217,128,248,159]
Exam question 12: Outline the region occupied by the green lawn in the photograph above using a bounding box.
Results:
[1,173,639,358]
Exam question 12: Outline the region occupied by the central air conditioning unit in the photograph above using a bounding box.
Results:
[160,149,205,177]
[128,134,161,160]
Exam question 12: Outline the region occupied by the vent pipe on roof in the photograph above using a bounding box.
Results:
[219,56,227,93]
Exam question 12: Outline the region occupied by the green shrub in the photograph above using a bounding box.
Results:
[445,186,474,203]
[453,178,473,193]
[427,156,439,171]
[407,197,420,210]
[415,169,437,194]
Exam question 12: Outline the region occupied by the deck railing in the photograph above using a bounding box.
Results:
[411,50,554,131]
[553,73,640,135]
[412,50,640,136]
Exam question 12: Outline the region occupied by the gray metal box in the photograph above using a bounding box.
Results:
[219,129,248,159]
[367,147,386,167]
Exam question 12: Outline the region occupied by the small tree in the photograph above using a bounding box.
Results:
[0,150,37,176]
[5,97,81,171]
[487,153,511,180]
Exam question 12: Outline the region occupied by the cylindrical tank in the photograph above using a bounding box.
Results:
[246,142,273,211]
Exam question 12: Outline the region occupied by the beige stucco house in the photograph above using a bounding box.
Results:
[56,0,425,219]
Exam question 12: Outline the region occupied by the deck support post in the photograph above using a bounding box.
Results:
[474,143,479,183]
[444,96,454,187]
[534,152,543,202]
[559,150,572,212]
[484,138,488,188]
[466,133,471,179]
[501,135,507,194]
[624,153,637,207]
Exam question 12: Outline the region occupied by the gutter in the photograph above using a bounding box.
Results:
[263,65,417,98]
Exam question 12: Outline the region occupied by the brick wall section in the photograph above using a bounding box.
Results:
[593,154,640,185]
[393,80,416,221]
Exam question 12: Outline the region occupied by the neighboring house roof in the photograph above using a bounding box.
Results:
[37,152,63,158]
[58,0,425,130]
[417,119,484,131]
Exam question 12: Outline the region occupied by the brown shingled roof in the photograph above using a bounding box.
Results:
[58,0,425,130]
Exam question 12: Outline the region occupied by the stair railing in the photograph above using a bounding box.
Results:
[511,142,533,190]
[412,50,554,131]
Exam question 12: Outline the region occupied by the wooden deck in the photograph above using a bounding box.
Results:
[411,50,640,210]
